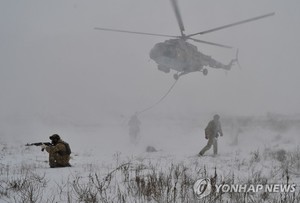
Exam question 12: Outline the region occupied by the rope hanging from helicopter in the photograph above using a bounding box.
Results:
[137,77,179,115]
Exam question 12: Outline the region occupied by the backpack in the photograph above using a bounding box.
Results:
[64,142,71,155]
[204,121,214,139]
[204,127,209,139]
[58,141,71,156]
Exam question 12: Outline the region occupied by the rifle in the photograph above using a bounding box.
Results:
[25,142,53,151]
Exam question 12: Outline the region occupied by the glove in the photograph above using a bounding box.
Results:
[41,144,47,150]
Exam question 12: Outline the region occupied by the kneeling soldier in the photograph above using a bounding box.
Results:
[41,134,71,168]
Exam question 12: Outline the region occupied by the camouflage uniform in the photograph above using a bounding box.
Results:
[45,139,71,168]
[199,117,223,156]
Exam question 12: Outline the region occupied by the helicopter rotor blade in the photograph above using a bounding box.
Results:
[94,27,178,38]
[189,38,233,49]
[170,0,185,36]
[187,12,275,37]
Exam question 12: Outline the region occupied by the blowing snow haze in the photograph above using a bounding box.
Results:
[1,0,300,127]
[1,2,300,202]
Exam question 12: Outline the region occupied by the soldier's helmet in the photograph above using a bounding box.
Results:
[213,114,220,120]
[49,134,60,141]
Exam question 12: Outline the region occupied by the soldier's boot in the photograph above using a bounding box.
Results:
[198,138,214,156]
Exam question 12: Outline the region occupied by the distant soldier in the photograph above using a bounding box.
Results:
[41,134,71,168]
[128,113,141,144]
[198,114,223,156]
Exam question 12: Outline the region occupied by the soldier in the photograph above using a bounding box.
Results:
[198,114,223,156]
[128,113,141,145]
[41,134,71,168]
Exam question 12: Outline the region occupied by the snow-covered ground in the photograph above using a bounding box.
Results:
[0,113,300,202]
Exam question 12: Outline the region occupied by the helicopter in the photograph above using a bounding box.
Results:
[95,0,274,80]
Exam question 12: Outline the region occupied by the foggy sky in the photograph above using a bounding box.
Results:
[1,0,300,123]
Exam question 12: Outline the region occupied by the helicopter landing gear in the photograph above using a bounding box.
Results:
[173,74,179,80]
[202,68,208,76]
[173,72,188,80]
